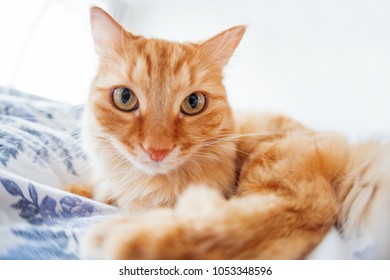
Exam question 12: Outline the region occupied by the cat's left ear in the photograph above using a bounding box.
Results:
[199,25,246,66]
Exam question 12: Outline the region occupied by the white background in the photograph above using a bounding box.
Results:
[1,260,389,279]
[0,0,389,140]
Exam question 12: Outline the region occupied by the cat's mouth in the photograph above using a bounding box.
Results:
[109,138,183,175]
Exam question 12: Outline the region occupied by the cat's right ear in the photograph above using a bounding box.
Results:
[90,6,124,55]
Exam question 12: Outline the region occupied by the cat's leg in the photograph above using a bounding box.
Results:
[79,181,332,259]
[80,186,292,259]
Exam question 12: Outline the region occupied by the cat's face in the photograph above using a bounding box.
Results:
[86,7,245,175]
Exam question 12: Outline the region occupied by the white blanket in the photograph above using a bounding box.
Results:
[0,87,116,259]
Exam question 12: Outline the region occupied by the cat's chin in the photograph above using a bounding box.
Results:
[130,160,178,175]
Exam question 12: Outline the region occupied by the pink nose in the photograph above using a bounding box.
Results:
[143,147,172,162]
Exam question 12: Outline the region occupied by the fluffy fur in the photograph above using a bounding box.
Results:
[76,7,390,259]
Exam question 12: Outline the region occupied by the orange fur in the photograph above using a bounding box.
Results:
[67,183,93,199]
[79,7,390,259]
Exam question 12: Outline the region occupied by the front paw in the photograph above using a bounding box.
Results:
[66,183,93,199]
[79,209,181,259]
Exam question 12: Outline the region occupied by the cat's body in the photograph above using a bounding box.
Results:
[77,7,390,259]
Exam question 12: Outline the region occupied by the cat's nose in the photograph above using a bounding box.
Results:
[142,145,173,162]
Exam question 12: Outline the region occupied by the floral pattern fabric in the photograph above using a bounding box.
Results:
[0,86,116,259]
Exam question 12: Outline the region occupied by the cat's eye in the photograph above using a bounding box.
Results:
[112,87,139,111]
[181,92,207,115]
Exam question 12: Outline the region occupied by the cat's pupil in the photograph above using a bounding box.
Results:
[121,88,131,104]
[189,93,199,109]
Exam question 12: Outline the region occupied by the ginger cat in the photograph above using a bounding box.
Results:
[77,7,390,259]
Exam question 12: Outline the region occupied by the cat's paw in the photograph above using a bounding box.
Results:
[175,184,226,215]
[66,183,93,199]
[79,209,180,259]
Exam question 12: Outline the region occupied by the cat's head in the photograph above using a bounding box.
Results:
[85,7,245,175]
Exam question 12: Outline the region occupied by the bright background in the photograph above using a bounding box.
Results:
[1,0,389,140]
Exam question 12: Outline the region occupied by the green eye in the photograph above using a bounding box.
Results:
[181,92,207,115]
[112,87,139,111]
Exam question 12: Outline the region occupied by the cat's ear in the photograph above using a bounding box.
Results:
[90,6,125,55]
[199,25,246,66]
